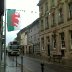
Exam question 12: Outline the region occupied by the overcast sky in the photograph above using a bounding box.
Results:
[6,0,39,45]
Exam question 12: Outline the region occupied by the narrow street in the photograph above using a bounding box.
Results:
[1,54,72,72]
[14,55,72,72]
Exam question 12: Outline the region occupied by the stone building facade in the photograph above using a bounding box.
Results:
[27,18,40,54]
[17,18,40,55]
[17,28,28,54]
[38,0,72,59]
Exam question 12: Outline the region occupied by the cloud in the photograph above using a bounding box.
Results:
[6,0,39,45]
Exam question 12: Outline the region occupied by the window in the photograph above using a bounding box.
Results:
[51,0,55,7]
[28,29,30,33]
[40,19,44,31]
[58,8,64,24]
[46,36,50,43]
[40,6,43,16]
[60,32,65,48]
[31,36,32,39]
[57,0,61,5]
[38,38,39,41]
[51,13,56,27]
[45,2,48,12]
[52,34,56,48]
[68,2,72,20]
[30,29,32,32]
[70,31,72,49]
[41,37,44,50]
[45,16,49,29]
[34,36,36,41]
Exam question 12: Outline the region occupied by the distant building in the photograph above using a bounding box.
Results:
[17,18,40,55]
[38,0,72,59]
[17,27,28,54]
[27,18,40,54]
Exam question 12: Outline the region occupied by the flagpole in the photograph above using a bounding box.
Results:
[4,10,6,72]
[4,0,6,72]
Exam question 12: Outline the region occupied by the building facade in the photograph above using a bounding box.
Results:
[17,18,40,55]
[38,0,72,59]
[27,18,40,54]
[17,28,28,54]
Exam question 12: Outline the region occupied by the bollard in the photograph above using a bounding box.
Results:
[41,62,44,72]
[21,55,23,72]
[16,55,17,67]
[20,45,24,72]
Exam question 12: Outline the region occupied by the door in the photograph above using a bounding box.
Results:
[61,50,64,56]
[48,44,50,56]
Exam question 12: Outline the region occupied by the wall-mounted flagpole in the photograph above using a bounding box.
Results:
[4,0,6,72]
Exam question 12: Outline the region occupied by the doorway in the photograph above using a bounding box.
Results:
[47,44,50,56]
[61,50,65,56]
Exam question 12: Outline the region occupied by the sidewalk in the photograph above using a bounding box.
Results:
[6,56,21,72]
[1,63,4,72]
[1,54,21,72]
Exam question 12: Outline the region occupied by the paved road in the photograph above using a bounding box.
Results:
[14,55,72,72]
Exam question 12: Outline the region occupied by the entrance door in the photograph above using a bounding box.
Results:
[48,44,50,56]
[61,50,64,56]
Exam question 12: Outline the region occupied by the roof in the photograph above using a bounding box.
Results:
[17,18,39,34]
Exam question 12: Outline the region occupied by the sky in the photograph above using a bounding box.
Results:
[5,0,39,45]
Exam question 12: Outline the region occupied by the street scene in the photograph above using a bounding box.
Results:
[0,0,72,72]
[4,55,72,72]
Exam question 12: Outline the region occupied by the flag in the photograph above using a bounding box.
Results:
[7,9,20,31]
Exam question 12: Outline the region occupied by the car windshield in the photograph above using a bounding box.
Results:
[9,45,19,50]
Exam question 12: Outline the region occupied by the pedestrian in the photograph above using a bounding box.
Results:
[41,62,44,72]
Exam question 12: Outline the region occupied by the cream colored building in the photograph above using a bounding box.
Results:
[21,31,27,54]
[17,28,28,54]
[38,0,72,59]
